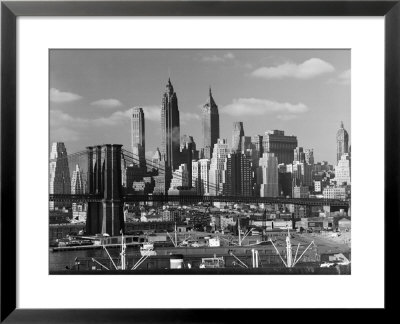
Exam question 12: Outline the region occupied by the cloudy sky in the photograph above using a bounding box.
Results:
[50,49,350,165]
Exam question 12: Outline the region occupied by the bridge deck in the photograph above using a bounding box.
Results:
[49,194,349,207]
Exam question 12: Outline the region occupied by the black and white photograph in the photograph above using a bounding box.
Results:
[48,49,351,274]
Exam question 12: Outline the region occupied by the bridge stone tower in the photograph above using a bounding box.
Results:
[85,144,124,236]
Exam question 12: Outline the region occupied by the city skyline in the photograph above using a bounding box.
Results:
[50,49,350,165]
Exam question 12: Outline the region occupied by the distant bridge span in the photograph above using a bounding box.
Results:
[49,194,349,207]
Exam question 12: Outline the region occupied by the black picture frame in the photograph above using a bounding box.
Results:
[1,0,398,322]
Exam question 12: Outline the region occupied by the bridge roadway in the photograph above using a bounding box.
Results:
[49,194,349,207]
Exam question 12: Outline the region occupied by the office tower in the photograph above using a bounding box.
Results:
[292,161,313,187]
[241,136,252,153]
[278,170,292,197]
[49,142,71,210]
[71,164,84,194]
[202,87,220,159]
[294,147,305,163]
[304,149,314,165]
[199,159,210,194]
[71,164,85,213]
[223,152,252,196]
[192,160,200,193]
[209,139,229,195]
[256,153,279,197]
[251,135,263,158]
[130,107,146,168]
[262,130,298,164]
[153,157,172,195]
[193,159,211,194]
[335,153,351,185]
[336,121,349,163]
[180,135,199,186]
[169,163,189,190]
[231,122,244,153]
[181,135,198,160]
[161,78,180,171]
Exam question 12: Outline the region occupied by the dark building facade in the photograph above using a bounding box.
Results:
[262,130,298,164]
[251,135,264,158]
[278,171,293,197]
[130,107,146,168]
[201,88,220,159]
[294,147,305,163]
[161,78,180,171]
[180,135,199,187]
[336,121,349,163]
[223,152,252,196]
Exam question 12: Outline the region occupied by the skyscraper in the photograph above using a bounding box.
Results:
[180,135,199,187]
[169,163,189,190]
[202,87,219,159]
[131,107,146,168]
[49,142,71,210]
[257,153,279,197]
[209,139,229,195]
[304,149,314,165]
[223,152,252,196]
[231,122,244,153]
[251,135,263,158]
[262,130,298,164]
[71,164,85,213]
[152,158,172,196]
[161,78,180,171]
[335,153,351,185]
[336,121,349,163]
[292,161,313,187]
[293,147,305,163]
[241,136,252,153]
[71,164,84,194]
[199,159,211,194]
[192,159,211,194]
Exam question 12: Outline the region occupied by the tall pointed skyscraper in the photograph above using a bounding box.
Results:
[336,121,349,163]
[161,78,180,171]
[131,107,146,168]
[49,142,71,210]
[202,87,220,159]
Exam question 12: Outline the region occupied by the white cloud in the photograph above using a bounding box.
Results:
[51,105,162,135]
[328,69,351,85]
[224,52,235,60]
[90,98,123,108]
[50,109,130,129]
[221,98,309,120]
[251,58,335,80]
[201,52,236,63]
[50,88,82,103]
[50,110,88,128]
[141,105,161,123]
[50,127,81,142]
[181,112,200,124]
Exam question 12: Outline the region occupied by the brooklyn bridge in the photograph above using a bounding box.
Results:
[49,144,350,237]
